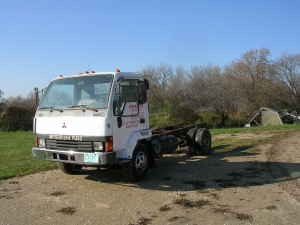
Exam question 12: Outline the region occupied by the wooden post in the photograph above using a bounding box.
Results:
[34,87,39,110]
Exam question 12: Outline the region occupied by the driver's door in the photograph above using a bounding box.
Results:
[112,79,140,157]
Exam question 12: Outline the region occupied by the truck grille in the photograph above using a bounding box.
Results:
[46,139,94,152]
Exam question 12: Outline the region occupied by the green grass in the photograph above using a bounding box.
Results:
[211,124,300,153]
[211,124,300,135]
[0,131,56,180]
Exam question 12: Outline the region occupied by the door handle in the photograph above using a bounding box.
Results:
[140,118,145,124]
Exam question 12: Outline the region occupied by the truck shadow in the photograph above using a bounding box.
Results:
[84,144,300,191]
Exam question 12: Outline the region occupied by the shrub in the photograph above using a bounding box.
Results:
[0,106,33,131]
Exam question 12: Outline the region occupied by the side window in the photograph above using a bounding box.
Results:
[113,79,138,116]
[121,81,138,103]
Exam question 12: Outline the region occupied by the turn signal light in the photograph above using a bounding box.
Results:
[34,136,39,147]
[105,136,113,152]
[34,136,45,148]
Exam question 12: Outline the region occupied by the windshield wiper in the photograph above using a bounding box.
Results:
[66,105,99,112]
[39,106,63,112]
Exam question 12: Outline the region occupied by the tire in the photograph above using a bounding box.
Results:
[58,163,82,174]
[127,146,149,181]
[186,127,198,146]
[195,128,213,155]
[186,127,198,154]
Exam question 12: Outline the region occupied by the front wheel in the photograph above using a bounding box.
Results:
[127,147,149,181]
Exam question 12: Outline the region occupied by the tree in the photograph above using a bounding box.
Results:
[0,89,3,101]
[0,89,4,116]
[276,54,300,110]
[224,48,280,111]
[142,65,173,106]
[187,65,243,126]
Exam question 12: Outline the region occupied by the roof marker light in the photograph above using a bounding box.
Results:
[115,68,121,72]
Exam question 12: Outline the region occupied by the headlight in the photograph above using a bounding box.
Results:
[38,138,46,148]
[93,142,104,151]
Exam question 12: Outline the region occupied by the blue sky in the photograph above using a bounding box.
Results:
[1,0,300,97]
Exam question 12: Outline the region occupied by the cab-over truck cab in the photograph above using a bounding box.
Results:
[33,71,153,180]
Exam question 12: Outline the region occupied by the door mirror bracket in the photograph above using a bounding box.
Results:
[117,116,122,128]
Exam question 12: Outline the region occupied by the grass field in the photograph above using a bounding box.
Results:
[1,124,300,180]
[211,124,300,153]
[0,131,56,180]
[211,124,300,135]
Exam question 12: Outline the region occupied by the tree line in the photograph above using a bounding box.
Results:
[1,48,300,130]
[143,48,300,127]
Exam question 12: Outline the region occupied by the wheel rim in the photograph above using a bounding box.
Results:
[135,151,148,172]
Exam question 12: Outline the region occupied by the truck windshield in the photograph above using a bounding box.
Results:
[39,75,113,110]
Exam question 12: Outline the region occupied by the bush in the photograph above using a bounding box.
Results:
[194,111,247,128]
[0,106,33,131]
[196,111,222,128]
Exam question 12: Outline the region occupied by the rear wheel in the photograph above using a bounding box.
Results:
[195,128,213,155]
[59,163,82,174]
[127,147,149,181]
[186,127,198,155]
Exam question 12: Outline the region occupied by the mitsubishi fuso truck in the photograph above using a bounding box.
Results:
[32,70,212,181]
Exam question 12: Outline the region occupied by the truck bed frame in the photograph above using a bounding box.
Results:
[152,124,201,138]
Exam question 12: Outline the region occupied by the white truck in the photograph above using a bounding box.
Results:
[32,70,212,181]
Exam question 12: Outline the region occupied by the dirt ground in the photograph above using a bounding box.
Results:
[1,131,300,225]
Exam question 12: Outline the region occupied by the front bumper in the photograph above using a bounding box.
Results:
[32,147,116,166]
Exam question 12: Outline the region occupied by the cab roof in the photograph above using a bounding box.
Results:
[52,71,143,81]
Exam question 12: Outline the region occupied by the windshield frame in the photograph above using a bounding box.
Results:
[39,74,114,110]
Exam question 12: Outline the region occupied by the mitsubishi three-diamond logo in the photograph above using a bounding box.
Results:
[62,122,67,128]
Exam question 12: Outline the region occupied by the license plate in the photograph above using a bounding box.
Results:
[84,153,99,163]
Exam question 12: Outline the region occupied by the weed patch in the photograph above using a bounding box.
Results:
[159,205,171,212]
[266,205,277,210]
[56,207,76,215]
[235,212,253,221]
[168,216,186,222]
[174,198,210,208]
[50,191,66,196]
[129,217,152,225]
